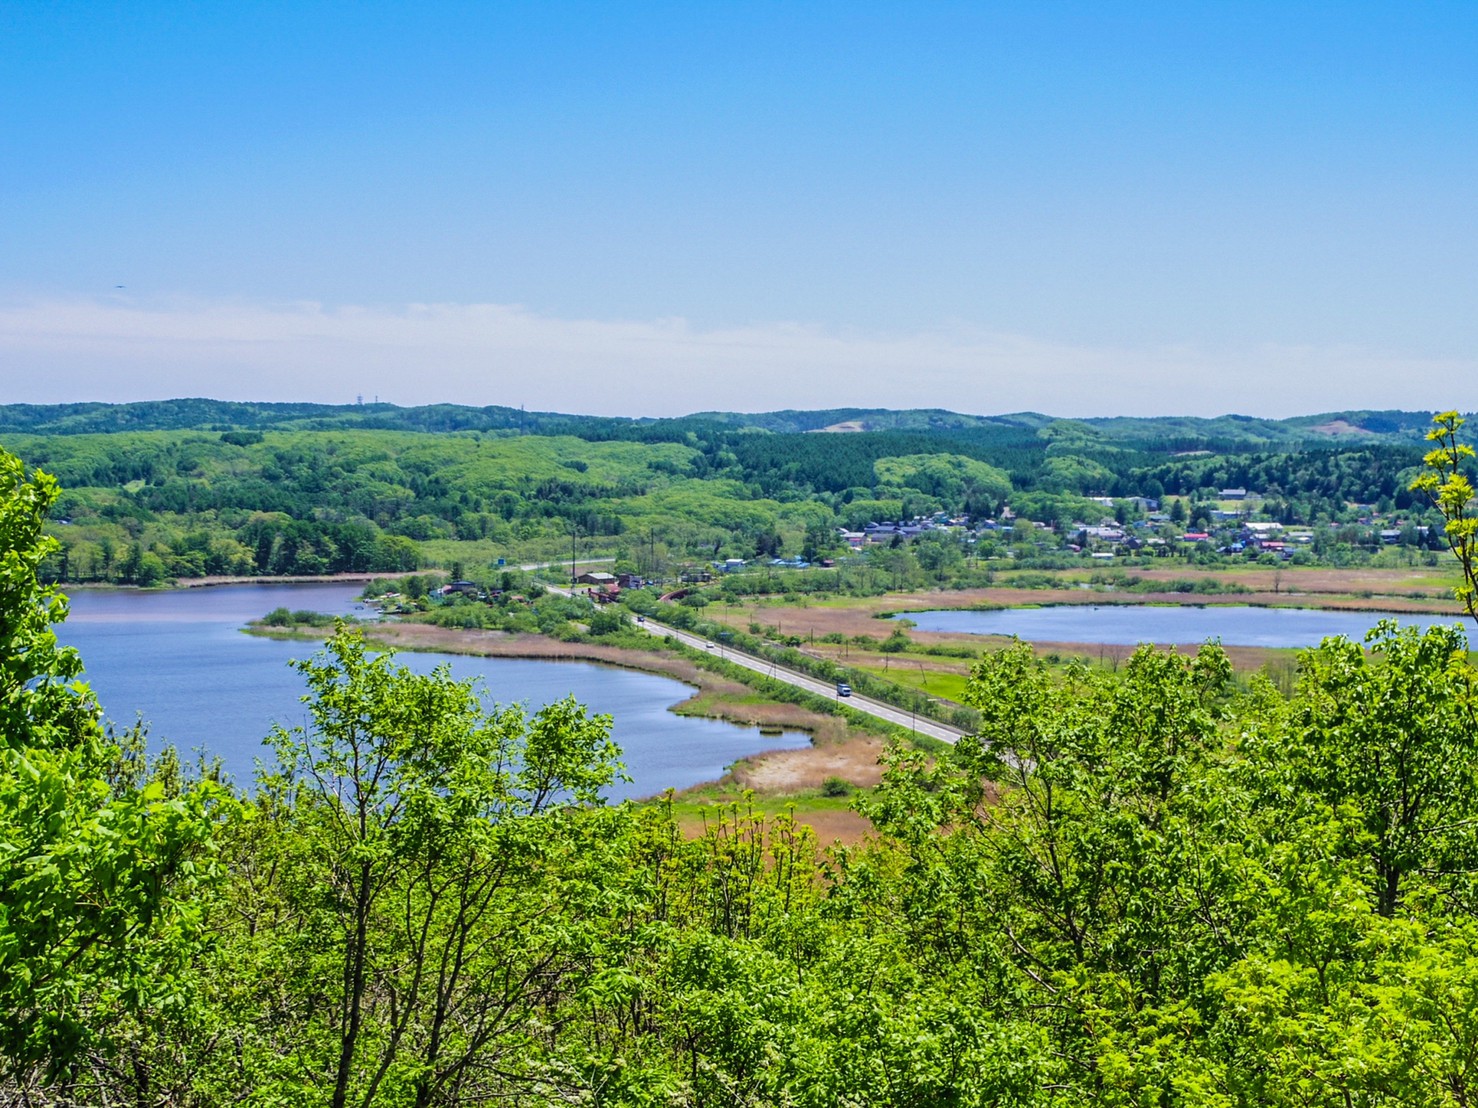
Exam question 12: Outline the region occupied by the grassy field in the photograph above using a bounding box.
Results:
[847,661,972,704]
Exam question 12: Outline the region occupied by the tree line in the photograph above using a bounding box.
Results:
[8,411,1468,587]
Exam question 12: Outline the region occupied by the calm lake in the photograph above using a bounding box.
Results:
[896,604,1468,648]
[56,583,808,800]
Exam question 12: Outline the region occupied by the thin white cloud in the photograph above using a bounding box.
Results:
[0,295,1469,418]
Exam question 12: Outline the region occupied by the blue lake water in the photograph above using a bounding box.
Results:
[896,604,1469,648]
[56,583,809,800]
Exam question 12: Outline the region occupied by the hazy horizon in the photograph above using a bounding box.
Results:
[0,393,1458,428]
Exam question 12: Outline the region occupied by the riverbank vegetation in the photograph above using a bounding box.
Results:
[246,613,887,803]
[14,433,1478,1106]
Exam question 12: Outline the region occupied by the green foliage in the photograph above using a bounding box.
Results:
[0,448,227,1080]
[218,429,263,446]
[873,452,1012,512]
[9,401,1462,589]
[1413,410,1478,619]
[259,606,338,628]
[844,627,1478,1104]
[239,628,624,1106]
[586,606,630,636]
[878,627,913,653]
[1038,451,1115,494]
[1277,620,1478,915]
[20,591,1478,1103]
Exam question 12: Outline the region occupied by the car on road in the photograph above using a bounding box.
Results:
[636,614,645,623]
[704,641,715,649]
[836,682,852,697]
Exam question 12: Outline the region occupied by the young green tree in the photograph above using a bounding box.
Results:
[1413,410,1478,621]
[0,448,226,1083]
[240,627,626,1107]
[1271,621,1478,917]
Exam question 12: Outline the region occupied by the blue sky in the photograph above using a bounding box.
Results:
[2,2,1475,417]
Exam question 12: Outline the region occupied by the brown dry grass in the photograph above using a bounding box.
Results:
[669,805,876,847]
[1119,565,1462,601]
[363,623,711,678]
[728,734,886,793]
[343,623,888,797]
[789,808,874,845]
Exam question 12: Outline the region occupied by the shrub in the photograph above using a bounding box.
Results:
[261,607,336,628]
[879,629,912,654]
[587,608,630,636]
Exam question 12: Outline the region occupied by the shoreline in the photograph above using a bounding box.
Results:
[57,571,423,592]
[247,620,881,801]
[179,571,421,588]
[886,594,1471,618]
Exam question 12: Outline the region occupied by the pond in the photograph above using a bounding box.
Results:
[894,603,1469,648]
[55,583,809,800]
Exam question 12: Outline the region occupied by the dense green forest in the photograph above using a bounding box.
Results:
[2,400,1465,585]
[10,430,1478,1105]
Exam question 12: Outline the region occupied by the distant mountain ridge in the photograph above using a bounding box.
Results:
[0,399,1457,450]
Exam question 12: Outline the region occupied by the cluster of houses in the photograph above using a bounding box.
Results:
[430,490,1442,607]
[573,570,647,603]
[1064,494,1434,560]
[838,515,974,551]
[832,490,1435,564]
[1070,521,1311,559]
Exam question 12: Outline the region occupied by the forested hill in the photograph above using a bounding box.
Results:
[0,399,1453,449]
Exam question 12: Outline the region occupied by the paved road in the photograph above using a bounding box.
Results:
[546,582,966,746]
